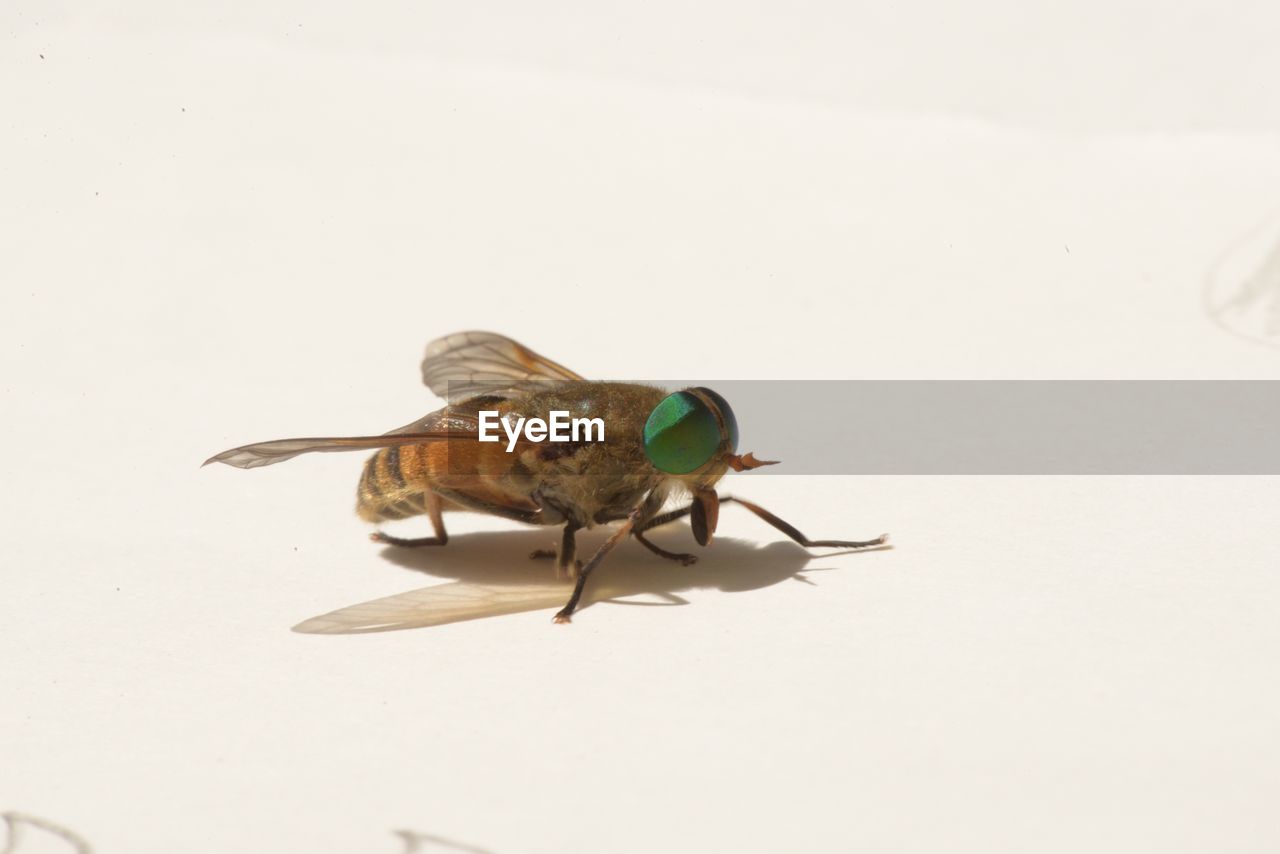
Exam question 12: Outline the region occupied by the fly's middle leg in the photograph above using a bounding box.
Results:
[530,522,583,580]
[634,531,697,565]
[633,506,697,565]
[554,511,639,624]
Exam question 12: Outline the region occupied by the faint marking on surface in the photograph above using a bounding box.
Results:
[394,829,492,854]
[1205,212,1280,349]
[1,812,91,854]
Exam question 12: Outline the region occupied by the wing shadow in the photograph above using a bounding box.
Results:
[293,526,889,634]
[393,829,491,854]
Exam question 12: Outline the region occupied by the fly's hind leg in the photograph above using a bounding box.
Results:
[370,493,449,547]
[530,522,582,580]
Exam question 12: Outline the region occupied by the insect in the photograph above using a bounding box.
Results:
[205,331,888,624]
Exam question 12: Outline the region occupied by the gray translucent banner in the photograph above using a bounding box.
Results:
[447,381,1280,474]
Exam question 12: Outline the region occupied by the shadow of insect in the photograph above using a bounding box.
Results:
[294,528,887,633]
[394,829,492,853]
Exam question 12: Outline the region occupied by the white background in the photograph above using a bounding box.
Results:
[3,3,1280,852]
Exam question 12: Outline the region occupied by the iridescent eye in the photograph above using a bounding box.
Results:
[693,386,739,453]
[643,391,723,474]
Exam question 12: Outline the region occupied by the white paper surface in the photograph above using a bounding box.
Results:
[3,3,1279,852]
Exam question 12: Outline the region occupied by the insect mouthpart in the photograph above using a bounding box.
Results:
[725,452,779,472]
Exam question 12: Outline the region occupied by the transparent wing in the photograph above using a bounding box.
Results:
[421,331,584,400]
[291,581,571,633]
[206,409,490,469]
[202,432,470,470]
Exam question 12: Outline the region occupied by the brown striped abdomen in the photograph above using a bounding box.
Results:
[356,444,433,522]
[355,435,546,525]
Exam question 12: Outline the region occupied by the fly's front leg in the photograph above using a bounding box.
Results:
[638,495,888,550]
[638,505,693,529]
[554,510,641,624]
[720,496,888,549]
[369,493,449,547]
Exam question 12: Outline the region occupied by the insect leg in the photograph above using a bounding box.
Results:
[557,523,583,580]
[636,496,888,550]
[529,523,583,579]
[720,496,888,549]
[553,511,640,624]
[633,531,697,565]
[635,505,693,531]
[630,503,699,564]
[370,493,449,547]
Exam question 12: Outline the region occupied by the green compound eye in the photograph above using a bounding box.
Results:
[693,386,739,454]
[643,391,724,474]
